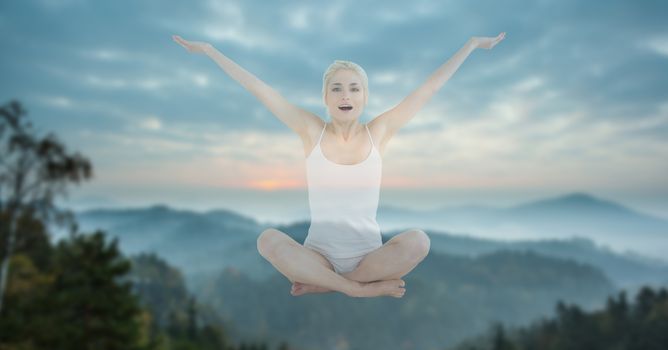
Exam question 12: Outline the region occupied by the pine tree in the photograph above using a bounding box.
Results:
[38,230,145,350]
[491,323,515,350]
[186,296,198,340]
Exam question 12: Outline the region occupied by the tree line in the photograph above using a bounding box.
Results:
[452,285,668,350]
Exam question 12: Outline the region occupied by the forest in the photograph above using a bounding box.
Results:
[450,286,668,350]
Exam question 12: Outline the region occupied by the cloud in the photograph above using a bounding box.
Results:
[643,36,668,57]
[3,0,667,198]
[40,95,74,108]
[372,71,401,86]
[36,56,217,100]
[138,116,163,131]
[374,0,443,23]
[36,0,86,10]
[77,123,307,190]
[32,94,146,123]
[200,0,292,51]
[78,48,133,62]
[286,6,311,30]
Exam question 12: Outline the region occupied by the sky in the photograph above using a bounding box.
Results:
[1,0,667,223]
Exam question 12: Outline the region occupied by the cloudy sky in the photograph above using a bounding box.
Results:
[1,0,667,223]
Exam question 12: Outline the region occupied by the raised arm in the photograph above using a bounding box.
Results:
[370,32,506,141]
[172,35,318,136]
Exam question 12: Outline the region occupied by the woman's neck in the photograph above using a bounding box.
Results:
[328,120,363,142]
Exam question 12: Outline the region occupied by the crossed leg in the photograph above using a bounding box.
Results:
[343,228,431,281]
[257,228,410,298]
[294,229,431,295]
[257,228,430,297]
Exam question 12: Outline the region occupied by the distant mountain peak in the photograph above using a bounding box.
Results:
[524,191,604,208]
[510,191,634,217]
[148,204,171,212]
[558,192,599,203]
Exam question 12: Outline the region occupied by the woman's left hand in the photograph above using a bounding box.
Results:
[471,32,506,50]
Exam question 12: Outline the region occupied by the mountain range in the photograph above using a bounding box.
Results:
[63,192,668,293]
[376,192,668,261]
[60,191,668,349]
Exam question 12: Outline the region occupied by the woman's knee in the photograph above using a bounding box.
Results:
[257,228,287,257]
[406,229,431,258]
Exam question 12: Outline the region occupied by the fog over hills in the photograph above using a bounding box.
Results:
[61,192,668,294]
[58,191,668,350]
[377,192,668,261]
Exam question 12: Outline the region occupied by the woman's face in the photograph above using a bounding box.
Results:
[324,69,366,122]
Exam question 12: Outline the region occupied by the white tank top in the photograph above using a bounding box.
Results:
[304,122,383,258]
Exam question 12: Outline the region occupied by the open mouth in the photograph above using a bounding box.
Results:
[338,105,353,111]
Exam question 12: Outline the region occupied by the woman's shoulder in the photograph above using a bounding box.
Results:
[300,116,326,157]
[366,117,389,156]
[303,116,325,140]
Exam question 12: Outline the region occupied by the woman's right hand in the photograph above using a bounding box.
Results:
[172,35,212,54]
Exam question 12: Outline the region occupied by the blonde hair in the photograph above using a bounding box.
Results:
[322,60,369,107]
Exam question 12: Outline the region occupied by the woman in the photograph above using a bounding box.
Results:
[173,32,506,298]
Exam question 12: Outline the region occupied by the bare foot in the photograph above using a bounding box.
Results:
[351,279,406,298]
[290,281,333,296]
